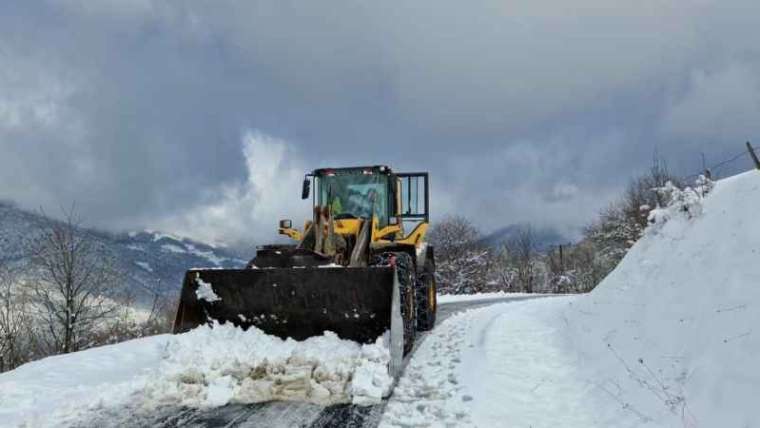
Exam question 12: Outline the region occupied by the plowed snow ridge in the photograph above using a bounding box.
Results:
[0,323,392,427]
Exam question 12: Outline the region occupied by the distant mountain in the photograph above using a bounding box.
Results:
[0,201,247,306]
[478,224,571,253]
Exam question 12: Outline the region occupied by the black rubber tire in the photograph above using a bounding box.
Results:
[372,252,416,355]
[415,255,437,331]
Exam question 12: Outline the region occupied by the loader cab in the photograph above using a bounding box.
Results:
[304,165,429,231]
[309,166,394,227]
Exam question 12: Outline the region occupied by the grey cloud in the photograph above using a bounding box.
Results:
[1,0,759,244]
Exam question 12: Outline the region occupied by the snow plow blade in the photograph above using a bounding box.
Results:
[172,267,397,344]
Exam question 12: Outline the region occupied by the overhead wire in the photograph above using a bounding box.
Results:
[682,147,754,182]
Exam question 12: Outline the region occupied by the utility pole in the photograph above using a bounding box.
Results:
[747,142,760,170]
[701,152,706,171]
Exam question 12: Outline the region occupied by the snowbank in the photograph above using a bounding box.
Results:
[0,335,167,427]
[560,171,760,427]
[437,291,551,304]
[0,323,392,426]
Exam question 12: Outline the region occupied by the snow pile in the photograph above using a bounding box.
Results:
[0,324,392,426]
[561,171,760,427]
[146,322,393,408]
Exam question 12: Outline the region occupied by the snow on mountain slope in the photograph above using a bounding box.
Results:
[560,170,760,427]
[0,202,246,305]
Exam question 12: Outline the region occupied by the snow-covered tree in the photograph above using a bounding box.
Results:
[485,245,519,291]
[0,264,34,372]
[428,216,488,294]
[584,155,682,279]
[647,175,712,231]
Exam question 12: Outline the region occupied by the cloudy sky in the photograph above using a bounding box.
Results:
[2,0,759,245]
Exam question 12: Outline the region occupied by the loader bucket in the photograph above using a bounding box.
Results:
[172,267,397,344]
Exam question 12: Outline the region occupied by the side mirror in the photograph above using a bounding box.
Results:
[279,219,292,229]
[301,177,311,200]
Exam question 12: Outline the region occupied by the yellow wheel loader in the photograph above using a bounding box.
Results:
[173,166,436,376]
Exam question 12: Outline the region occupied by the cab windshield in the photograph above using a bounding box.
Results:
[318,172,389,226]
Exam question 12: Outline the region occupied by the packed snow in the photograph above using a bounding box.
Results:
[381,305,476,427]
[0,323,393,427]
[461,299,600,427]
[381,297,595,427]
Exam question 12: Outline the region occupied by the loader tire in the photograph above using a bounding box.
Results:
[372,252,416,355]
[416,256,437,331]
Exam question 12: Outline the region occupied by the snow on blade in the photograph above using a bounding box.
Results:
[149,322,393,408]
[194,275,221,302]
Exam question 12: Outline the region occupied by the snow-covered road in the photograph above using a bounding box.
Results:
[0,294,555,428]
[461,298,597,427]
[381,295,594,428]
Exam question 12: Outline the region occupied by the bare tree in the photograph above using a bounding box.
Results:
[27,207,122,354]
[88,280,174,346]
[0,264,34,372]
[506,225,539,293]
